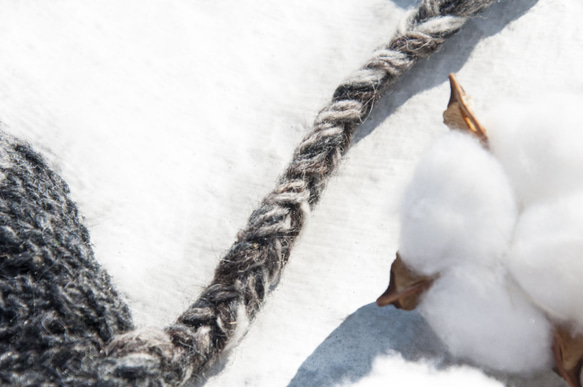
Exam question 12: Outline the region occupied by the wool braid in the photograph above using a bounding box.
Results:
[0,0,500,385]
[100,0,500,385]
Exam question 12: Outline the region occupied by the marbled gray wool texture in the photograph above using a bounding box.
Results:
[0,135,133,386]
[0,0,499,385]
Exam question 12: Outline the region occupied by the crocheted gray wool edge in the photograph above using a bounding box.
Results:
[0,0,499,385]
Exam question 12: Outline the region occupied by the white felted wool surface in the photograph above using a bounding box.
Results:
[0,1,580,387]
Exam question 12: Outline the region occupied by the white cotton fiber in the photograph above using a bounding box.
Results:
[508,194,583,328]
[419,265,553,374]
[346,354,503,387]
[394,92,583,379]
[485,94,583,206]
[399,131,518,276]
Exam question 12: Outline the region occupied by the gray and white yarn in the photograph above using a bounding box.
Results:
[0,136,133,386]
[1,0,499,385]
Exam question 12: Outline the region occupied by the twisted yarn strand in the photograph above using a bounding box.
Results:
[101,0,500,385]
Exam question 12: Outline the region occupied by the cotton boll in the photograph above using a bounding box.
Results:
[508,194,583,328]
[347,354,503,387]
[399,131,518,276]
[485,94,583,206]
[419,265,553,374]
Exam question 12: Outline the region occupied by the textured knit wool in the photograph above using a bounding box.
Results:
[0,135,133,386]
[1,0,500,385]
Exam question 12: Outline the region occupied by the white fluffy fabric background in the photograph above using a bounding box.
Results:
[0,0,581,386]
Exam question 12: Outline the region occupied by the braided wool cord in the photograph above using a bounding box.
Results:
[0,0,499,386]
[102,0,500,384]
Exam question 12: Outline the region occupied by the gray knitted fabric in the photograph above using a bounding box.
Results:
[0,135,133,386]
[1,0,499,385]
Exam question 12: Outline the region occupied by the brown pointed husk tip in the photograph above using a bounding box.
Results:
[376,252,436,311]
[553,325,583,387]
[443,73,489,147]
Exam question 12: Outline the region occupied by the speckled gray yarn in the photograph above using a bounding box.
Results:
[1,0,500,385]
[0,135,133,386]
[102,0,500,385]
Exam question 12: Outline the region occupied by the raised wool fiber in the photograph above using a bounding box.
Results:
[399,131,517,276]
[507,193,583,328]
[484,94,583,206]
[419,265,553,374]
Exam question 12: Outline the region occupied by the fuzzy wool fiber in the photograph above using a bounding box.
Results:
[0,134,133,385]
